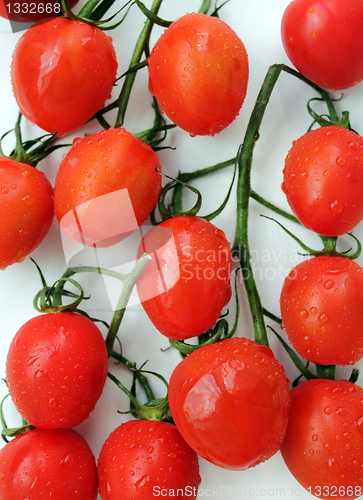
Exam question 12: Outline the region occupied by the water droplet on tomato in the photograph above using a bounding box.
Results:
[299,171,308,178]
[97,138,106,147]
[323,170,331,178]
[349,141,359,150]
[336,156,346,166]
[79,185,85,191]
[22,195,34,206]
[318,313,328,323]
[336,407,348,416]
[327,458,340,475]
[72,137,82,147]
[324,279,335,289]
[21,168,31,177]
[330,200,343,214]
[299,309,309,318]
[347,171,359,183]
[324,406,332,415]
[11,184,17,190]
[1,187,8,194]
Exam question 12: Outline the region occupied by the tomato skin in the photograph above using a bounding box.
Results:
[0,157,54,269]
[54,127,162,247]
[281,379,363,499]
[282,126,363,236]
[6,312,108,429]
[281,0,363,90]
[0,428,98,499]
[168,337,290,470]
[148,12,249,136]
[98,420,201,499]
[136,215,232,340]
[11,17,118,136]
[280,256,363,366]
[0,0,79,23]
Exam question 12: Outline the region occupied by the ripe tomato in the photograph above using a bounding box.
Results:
[148,12,249,136]
[0,427,98,499]
[282,126,363,236]
[6,312,108,429]
[281,379,363,499]
[54,127,162,247]
[136,215,232,340]
[11,17,118,136]
[168,337,290,470]
[0,157,53,269]
[98,420,201,499]
[281,0,363,90]
[0,0,79,23]
[280,256,363,366]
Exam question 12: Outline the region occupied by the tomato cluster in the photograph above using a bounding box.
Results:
[1,0,363,499]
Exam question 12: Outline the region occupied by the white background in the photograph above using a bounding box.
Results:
[1,1,363,499]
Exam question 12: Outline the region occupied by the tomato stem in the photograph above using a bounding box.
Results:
[105,253,152,356]
[233,63,284,346]
[115,0,164,128]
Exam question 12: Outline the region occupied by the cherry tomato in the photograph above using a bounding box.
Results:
[6,312,108,429]
[281,0,363,90]
[0,157,54,269]
[11,17,118,136]
[148,12,249,136]
[98,420,201,499]
[282,126,363,236]
[0,0,79,23]
[0,427,98,499]
[281,379,363,499]
[54,127,162,247]
[136,215,232,340]
[168,337,290,470]
[280,256,363,366]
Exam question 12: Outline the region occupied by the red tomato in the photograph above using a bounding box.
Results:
[168,337,290,470]
[54,128,162,247]
[282,126,363,236]
[0,0,79,23]
[11,17,118,136]
[0,157,53,269]
[98,420,201,499]
[281,0,363,90]
[136,215,232,340]
[6,312,108,429]
[280,256,363,366]
[0,427,98,499]
[281,379,363,499]
[148,12,249,136]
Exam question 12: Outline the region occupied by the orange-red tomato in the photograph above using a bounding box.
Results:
[11,17,117,136]
[0,157,53,269]
[281,379,363,499]
[168,337,290,470]
[282,126,363,237]
[136,215,232,340]
[98,420,201,499]
[280,256,363,366]
[6,312,108,429]
[54,128,162,247]
[148,12,249,136]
